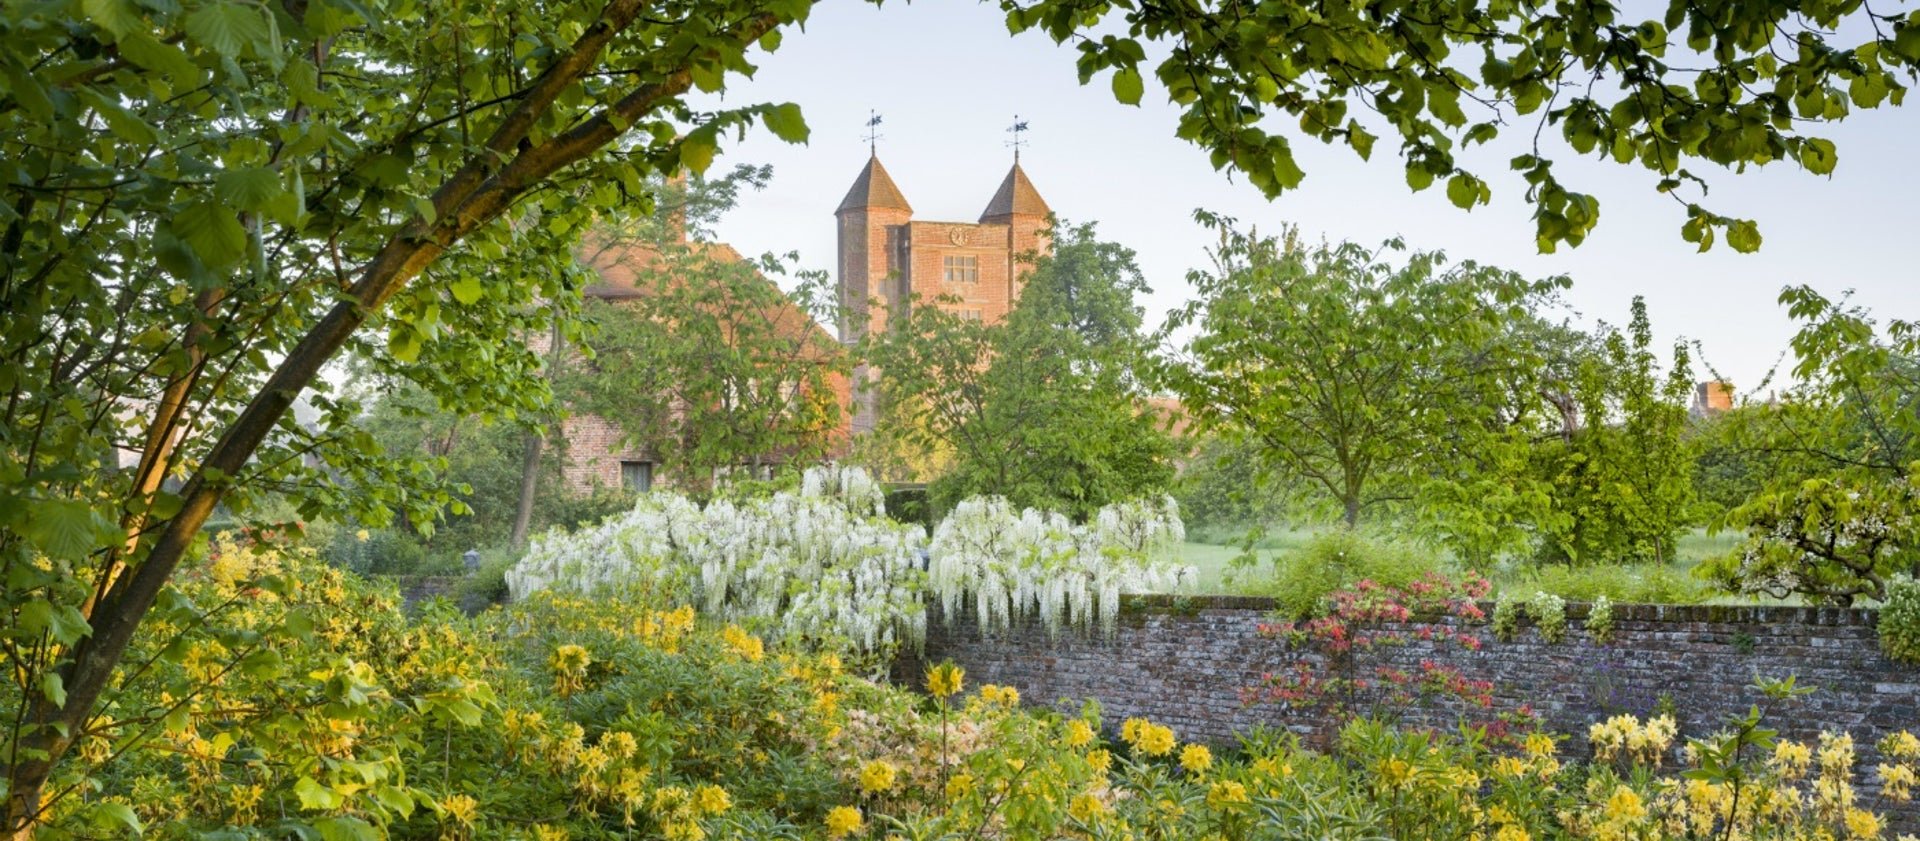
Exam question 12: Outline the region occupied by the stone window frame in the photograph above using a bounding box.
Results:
[942,254,979,284]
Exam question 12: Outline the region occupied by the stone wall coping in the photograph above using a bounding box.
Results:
[1113,593,1879,627]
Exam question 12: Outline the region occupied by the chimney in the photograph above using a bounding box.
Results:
[664,169,688,243]
[1693,380,1733,415]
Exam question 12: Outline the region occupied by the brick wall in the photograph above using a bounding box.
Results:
[909,595,1920,816]
[904,221,1019,325]
[560,413,649,494]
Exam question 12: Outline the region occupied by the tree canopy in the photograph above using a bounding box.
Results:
[867,222,1179,519]
[1162,217,1569,536]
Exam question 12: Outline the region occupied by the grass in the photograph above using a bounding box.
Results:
[1156,527,1753,601]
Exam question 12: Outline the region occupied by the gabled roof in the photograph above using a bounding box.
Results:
[836,154,913,215]
[979,162,1050,220]
[577,235,842,351]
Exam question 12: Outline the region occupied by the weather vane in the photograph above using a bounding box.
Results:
[864,110,884,154]
[1005,115,1030,161]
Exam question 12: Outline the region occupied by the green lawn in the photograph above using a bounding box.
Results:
[1155,527,1751,599]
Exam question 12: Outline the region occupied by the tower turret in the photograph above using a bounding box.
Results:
[979,161,1051,301]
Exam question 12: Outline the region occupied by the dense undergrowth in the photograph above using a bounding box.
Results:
[28,534,1920,840]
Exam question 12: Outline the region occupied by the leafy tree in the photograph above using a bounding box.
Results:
[2,0,1912,828]
[1162,218,1568,548]
[1531,298,1701,565]
[1701,289,1920,603]
[1173,432,1305,544]
[563,190,851,493]
[1014,0,1919,251]
[869,222,1179,519]
[0,0,811,828]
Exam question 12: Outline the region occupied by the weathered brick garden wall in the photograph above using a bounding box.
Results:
[909,595,1920,755]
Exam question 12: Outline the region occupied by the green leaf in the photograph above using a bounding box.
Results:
[216,167,285,213]
[388,324,421,363]
[39,673,66,708]
[315,817,379,841]
[185,1,272,57]
[1727,219,1763,253]
[1347,123,1376,160]
[761,102,809,143]
[23,498,113,561]
[81,0,143,40]
[1406,164,1436,192]
[1798,137,1837,175]
[239,648,284,679]
[449,276,483,305]
[294,777,344,811]
[87,802,142,837]
[118,30,203,85]
[679,135,717,175]
[174,202,249,268]
[76,88,159,145]
[372,785,416,817]
[1446,174,1480,209]
[1111,66,1145,105]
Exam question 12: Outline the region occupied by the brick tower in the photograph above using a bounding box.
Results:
[836,154,1053,434]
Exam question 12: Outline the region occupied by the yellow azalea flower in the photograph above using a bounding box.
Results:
[1137,724,1176,757]
[1604,786,1646,822]
[1524,732,1556,759]
[440,793,480,826]
[1845,807,1883,839]
[1180,744,1213,774]
[1087,749,1113,773]
[354,529,370,542]
[1068,792,1109,820]
[1206,780,1250,807]
[550,644,590,697]
[695,784,730,815]
[858,759,897,794]
[721,625,764,661]
[925,662,964,698]
[946,773,975,799]
[1881,731,1920,761]
[824,805,863,839]
[1120,717,1145,745]
[1820,732,1857,775]
[1066,719,1096,748]
[533,825,568,841]
[1773,740,1814,779]
[1378,758,1414,788]
[1493,824,1530,841]
[1879,763,1916,801]
[978,684,1021,706]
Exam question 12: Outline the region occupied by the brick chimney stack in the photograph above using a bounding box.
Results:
[1693,380,1734,416]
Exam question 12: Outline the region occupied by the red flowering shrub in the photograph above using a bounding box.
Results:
[1247,571,1534,743]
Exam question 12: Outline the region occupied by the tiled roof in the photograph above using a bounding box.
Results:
[836,154,912,214]
[979,162,1049,220]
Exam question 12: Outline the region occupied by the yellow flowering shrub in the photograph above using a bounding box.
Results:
[48,538,1920,841]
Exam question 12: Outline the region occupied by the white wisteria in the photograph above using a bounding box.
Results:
[928,495,1191,639]
[506,466,1192,657]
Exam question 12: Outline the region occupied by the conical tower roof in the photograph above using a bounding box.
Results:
[979,162,1050,220]
[836,154,912,215]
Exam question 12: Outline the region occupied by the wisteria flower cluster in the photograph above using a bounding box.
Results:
[927,494,1191,639]
[508,467,1192,657]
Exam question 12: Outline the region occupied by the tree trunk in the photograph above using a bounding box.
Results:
[1343,495,1361,528]
[509,428,544,548]
[511,319,565,548]
[0,2,755,828]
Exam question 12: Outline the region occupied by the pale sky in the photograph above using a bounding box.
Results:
[706,1,1919,396]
